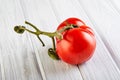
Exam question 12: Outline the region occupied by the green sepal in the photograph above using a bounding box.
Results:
[48,48,60,60]
[14,26,25,34]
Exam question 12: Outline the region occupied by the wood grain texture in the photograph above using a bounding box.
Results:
[0,0,120,80]
[18,0,83,80]
[49,0,120,80]
[78,0,120,69]
[0,0,42,80]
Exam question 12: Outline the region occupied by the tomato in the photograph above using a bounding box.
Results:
[14,17,96,65]
[56,18,96,65]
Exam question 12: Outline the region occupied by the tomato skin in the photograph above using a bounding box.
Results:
[56,18,96,65]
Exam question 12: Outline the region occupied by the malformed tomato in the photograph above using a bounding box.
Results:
[14,17,96,65]
[56,18,96,65]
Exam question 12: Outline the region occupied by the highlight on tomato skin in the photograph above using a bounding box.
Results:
[56,17,96,65]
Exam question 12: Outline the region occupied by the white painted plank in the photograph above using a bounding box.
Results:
[78,0,120,68]
[49,0,120,80]
[19,0,83,80]
[0,0,42,80]
[1,0,120,80]
[109,0,120,14]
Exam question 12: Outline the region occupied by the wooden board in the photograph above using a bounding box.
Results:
[0,0,120,80]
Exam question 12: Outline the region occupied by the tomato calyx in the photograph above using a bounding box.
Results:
[14,21,76,60]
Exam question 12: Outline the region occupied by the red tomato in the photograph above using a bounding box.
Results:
[56,18,96,65]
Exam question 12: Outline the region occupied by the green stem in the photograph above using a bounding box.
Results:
[39,31,57,37]
[25,21,61,38]
[24,28,37,35]
[51,37,56,50]
[37,36,45,46]
[25,21,40,31]
[57,25,73,33]
[14,21,74,60]
[47,37,60,60]
[25,21,73,38]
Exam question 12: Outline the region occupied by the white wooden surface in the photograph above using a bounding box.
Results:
[0,0,120,80]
